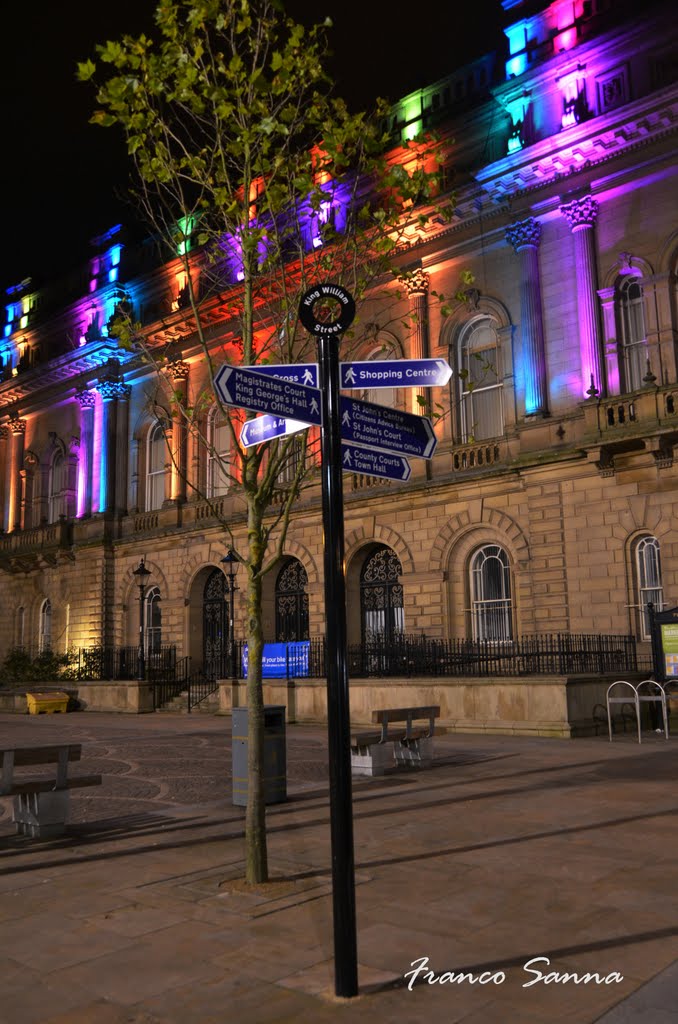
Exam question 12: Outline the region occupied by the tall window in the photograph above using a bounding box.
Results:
[277,435,305,485]
[145,586,162,655]
[146,422,167,510]
[16,607,25,650]
[470,544,513,642]
[458,318,503,441]
[275,560,309,641]
[635,536,663,640]
[48,451,68,522]
[617,276,648,392]
[360,546,404,642]
[39,599,52,654]
[207,407,230,498]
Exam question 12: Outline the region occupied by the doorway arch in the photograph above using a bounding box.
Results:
[203,568,228,678]
[360,545,404,642]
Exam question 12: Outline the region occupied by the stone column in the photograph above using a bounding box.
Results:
[505,218,548,416]
[9,416,26,531]
[169,360,190,503]
[23,452,39,530]
[66,438,80,519]
[597,287,622,395]
[129,439,140,514]
[560,195,605,397]
[97,380,119,516]
[0,426,8,532]
[75,389,96,517]
[405,270,430,416]
[114,384,131,516]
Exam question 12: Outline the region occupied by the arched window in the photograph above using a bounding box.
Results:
[617,276,648,392]
[470,545,513,642]
[207,406,230,498]
[145,587,162,656]
[458,317,503,441]
[48,451,68,522]
[275,559,309,641]
[635,536,664,640]
[39,598,52,654]
[360,546,404,642]
[146,422,167,510]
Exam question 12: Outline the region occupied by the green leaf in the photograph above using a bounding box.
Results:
[77,59,96,82]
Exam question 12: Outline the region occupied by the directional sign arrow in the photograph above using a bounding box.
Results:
[244,363,319,388]
[214,365,322,426]
[341,443,411,482]
[240,415,308,448]
[340,396,437,460]
[340,358,452,390]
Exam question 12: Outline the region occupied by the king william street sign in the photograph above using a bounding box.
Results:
[340,395,437,460]
[340,358,452,389]
[214,365,322,426]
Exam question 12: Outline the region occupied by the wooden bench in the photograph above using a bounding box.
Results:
[0,744,102,838]
[351,706,440,776]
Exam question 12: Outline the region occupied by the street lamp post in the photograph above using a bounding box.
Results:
[221,549,239,682]
[133,558,152,682]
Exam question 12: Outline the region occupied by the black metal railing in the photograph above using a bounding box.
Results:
[152,656,191,709]
[77,645,177,682]
[76,633,643,700]
[346,633,639,678]
[187,667,219,712]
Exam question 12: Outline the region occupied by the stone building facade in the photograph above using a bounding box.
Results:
[1,0,677,689]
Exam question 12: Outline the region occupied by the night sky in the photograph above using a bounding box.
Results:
[1,0,505,294]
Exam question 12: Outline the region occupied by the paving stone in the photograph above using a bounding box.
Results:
[1,714,677,1022]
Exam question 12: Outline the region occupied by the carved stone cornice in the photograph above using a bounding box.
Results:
[405,269,430,296]
[560,195,599,231]
[474,92,678,205]
[505,218,541,252]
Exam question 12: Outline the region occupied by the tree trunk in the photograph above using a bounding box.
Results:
[244,502,268,884]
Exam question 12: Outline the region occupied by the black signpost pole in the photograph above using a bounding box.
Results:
[300,284,358,999]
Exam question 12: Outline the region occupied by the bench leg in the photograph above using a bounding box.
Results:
[394,737,434,769]
[13,791,70,838]
[350,742,393,777]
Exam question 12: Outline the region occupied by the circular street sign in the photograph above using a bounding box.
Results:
[299,283,355,336]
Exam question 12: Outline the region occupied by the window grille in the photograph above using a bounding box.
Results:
[470,544,513,642]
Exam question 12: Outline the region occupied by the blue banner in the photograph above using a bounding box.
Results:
[241,641,310,678]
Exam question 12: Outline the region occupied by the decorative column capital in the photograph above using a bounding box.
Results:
[75,388,96,409]
[0,426,8,442]
[9,414,26,436]
[560,195,599,231]
[169,359,190,381]
[405,269,430,296]
[506,218,541,252]
[98,380,130,402]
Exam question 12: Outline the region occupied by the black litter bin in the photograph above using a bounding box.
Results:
[232,705,287,806]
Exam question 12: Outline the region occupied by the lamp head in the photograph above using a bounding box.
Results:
[133,557,152,582]
[221,548,239,579]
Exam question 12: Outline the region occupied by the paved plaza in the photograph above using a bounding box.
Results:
[0,710,677,1023]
